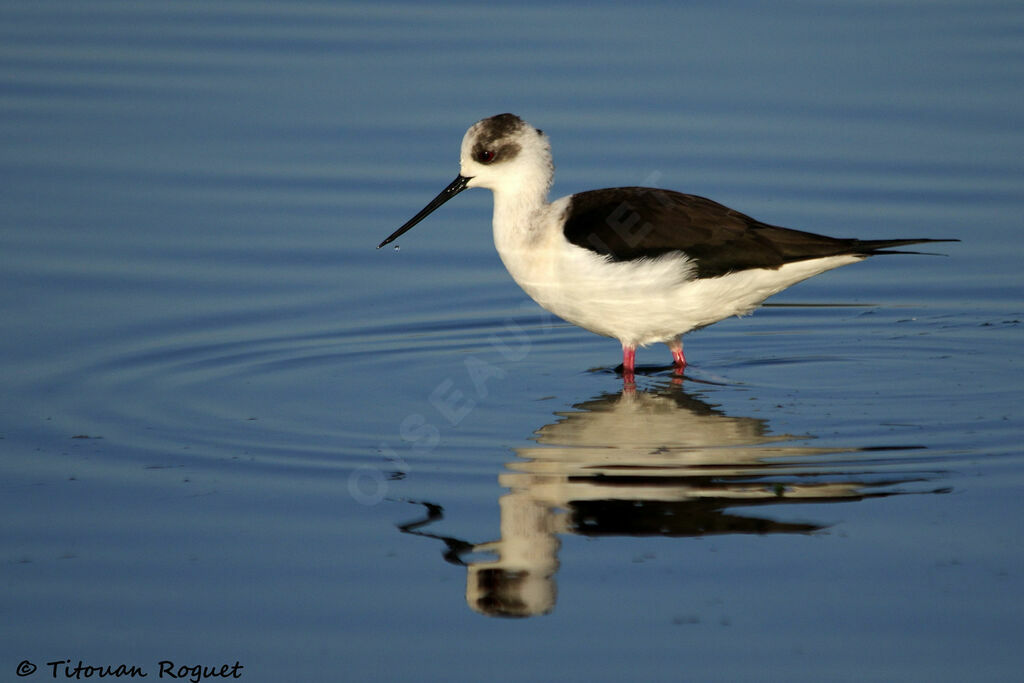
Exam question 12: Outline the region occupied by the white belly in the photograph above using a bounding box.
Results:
[497,237,862,347]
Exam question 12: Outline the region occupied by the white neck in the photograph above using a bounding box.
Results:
[490,163,553,250]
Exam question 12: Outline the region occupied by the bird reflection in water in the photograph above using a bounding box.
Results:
[398,380,944,618]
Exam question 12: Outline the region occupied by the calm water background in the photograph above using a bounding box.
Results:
[2,1,1023,681]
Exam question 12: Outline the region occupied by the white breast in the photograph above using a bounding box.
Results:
[493,199,863,347]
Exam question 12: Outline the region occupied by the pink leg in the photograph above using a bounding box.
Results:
[668,338,686,371]
[622,344,636,383]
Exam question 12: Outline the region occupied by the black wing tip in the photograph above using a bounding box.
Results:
[864,237,959,246]
[855,237,959,256]
[868,249,950,257]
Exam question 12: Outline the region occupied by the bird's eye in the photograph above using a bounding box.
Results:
[476,149,495,163]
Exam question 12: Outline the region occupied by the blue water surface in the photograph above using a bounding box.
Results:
[2,1,1022,681]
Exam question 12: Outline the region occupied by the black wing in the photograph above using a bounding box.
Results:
[562,187,955,278]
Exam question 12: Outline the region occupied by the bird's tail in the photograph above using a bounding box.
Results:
[853,238,959,256]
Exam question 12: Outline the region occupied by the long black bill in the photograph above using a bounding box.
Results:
[377,175,471,249]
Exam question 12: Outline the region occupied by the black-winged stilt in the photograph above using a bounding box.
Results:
[379,113,955,382]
